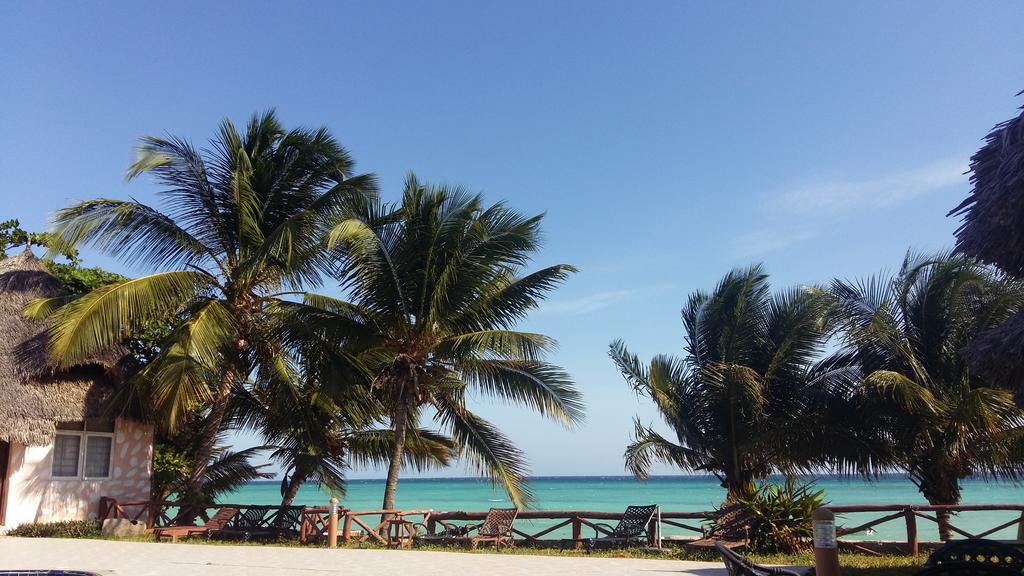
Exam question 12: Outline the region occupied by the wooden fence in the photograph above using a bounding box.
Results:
[824,504,1024,555]
[294,508,711,546]
[98,497,304,533]
[298,508,434,545]
[98,497,1024,555]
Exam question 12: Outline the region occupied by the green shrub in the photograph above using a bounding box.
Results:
[8,520,102,538]
[735,477,826,553]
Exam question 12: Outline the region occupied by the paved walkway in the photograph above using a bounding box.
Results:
[0,538,726,576]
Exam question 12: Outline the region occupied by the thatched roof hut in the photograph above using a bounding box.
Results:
[950,97,1024,386]
[0,249,127,446]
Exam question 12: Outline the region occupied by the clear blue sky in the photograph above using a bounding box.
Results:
[3,1,1023,479]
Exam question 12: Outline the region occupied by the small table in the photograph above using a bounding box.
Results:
[385,517,417,548]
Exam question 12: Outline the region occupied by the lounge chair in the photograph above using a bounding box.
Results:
[413,520,471,547]
[430,508,517,549]
[581,504,658,552]
[924,539,1024,571]
[688,503,751,549]
[153,507,239,542]
[716,542,813,576]
[211,505,306,541]
[466,507,518,549]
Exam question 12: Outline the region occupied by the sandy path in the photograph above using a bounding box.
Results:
[0,538,726,576]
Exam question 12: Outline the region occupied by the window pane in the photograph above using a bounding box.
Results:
[85,436,112,478]
[52,434,80,477]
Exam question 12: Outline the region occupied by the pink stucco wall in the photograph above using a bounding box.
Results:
[2,419,153,528]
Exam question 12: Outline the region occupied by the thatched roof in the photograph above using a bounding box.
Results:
[963,310,1024,389]
[950,97,1024,276]
[951,96,1024,386]
[0,249,127,445]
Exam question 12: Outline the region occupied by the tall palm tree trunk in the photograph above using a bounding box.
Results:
[279,467,309,530]
[920,472,962,541]
[280,470,307,508]
[382,400,410,511]
[185,366,237,500]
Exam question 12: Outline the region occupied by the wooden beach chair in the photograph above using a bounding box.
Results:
[449,507,518,549]
[584,504,658,551]
[687,503,751,550]
[153,506,239,542]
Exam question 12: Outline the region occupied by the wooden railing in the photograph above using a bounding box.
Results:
[99,498,711,545]
[299,508,433,545]
[296,508,709,546]
[427,510,708,546]
[825,504,1024,555]
[100,496,1024,555]
[98,497,305,533]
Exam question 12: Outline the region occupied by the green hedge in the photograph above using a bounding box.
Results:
[7,520,102,538]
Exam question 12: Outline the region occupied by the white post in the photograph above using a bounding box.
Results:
[813,507,840,576]
[657,506,663,549]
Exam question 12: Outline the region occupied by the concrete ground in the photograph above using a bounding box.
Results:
[0,538,726,576]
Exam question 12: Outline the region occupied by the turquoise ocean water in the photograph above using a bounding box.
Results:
[224,476,1022,542]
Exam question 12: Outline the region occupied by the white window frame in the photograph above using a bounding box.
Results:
[51,426,115,481]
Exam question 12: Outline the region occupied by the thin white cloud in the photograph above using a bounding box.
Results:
[770,158,966,218]
[538,289,638,317]
[735,157,968,257]
[728,226,821,259]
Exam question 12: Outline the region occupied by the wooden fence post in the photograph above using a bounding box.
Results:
[98,497,111,521]
[342,510,353,544]
[904,508,918,556]
[1018,512,1024,541]
[571,515,582,542]
[145,501,154,529]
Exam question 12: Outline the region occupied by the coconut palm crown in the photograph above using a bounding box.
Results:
[823,252,1024,523]
[610,265,831,501]
[297,174,584,508]
[28,110,375,498]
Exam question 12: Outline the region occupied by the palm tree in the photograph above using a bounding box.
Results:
[825,252,1024,538]
[295,175,584,509]
[29,110,375,499]
[609,265,831,501]
[149,410,272,506]
[230,356,454,509]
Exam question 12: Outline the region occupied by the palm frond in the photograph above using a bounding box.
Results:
[459,358,584,426]
[43,270,214,366]
[433,394,532,508]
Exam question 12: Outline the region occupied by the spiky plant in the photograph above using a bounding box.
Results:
[291,174,583,509]
[824,252,1024,539]
[28,110,375,499]
[610,265,831,501]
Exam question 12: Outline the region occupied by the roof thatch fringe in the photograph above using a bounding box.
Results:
[963,310,1024,389]
[950,95,1024,275]
[0,249,128,445]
